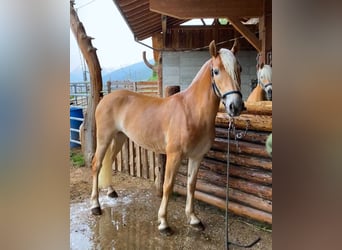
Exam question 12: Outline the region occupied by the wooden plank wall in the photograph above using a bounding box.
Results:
[174,101,272,224]
[165,25,258,51]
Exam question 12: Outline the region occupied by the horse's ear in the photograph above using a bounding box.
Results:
[257,61,265,70]
[209,40,217,57]
[231,39,239,55]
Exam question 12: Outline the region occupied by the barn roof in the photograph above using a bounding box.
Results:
[112,0,264,41]
[113,0,187,41]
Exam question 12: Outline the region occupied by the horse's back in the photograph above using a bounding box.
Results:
[97,89,161,116]
[95,89,170,152]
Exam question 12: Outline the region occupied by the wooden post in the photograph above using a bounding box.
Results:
[258,0,272,65]
[106,81,111,94]
[155,154,166,197]
[70,1,103,167]
[165,85,180,96]
[152,33,163,97]
[157,55,163,97]
[155,85,180,196]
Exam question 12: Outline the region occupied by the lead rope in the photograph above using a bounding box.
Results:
[225,118,233,250]
[225,118,260,249]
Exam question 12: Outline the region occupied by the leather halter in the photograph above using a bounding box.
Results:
[263,82,272,89]
[211,68,242,100]
[259,81,272,90]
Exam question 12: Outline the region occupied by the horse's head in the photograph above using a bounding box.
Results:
[209,40,244,117]
[257,63,272,101]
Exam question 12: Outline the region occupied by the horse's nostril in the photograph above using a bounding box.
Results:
[229,103,234,112]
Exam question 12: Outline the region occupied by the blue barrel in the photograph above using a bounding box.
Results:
[70,107,84,148]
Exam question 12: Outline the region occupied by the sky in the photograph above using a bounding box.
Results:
[70,0,153,72]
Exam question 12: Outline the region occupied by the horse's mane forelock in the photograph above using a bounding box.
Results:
[219,48,239,88]
[258,64,272,82]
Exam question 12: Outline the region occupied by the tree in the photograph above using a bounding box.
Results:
[70,1,102,167]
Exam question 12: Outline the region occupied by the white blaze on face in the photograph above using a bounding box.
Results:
[258,64,272,91]
[219,48,239,89]
[218,48,244,117]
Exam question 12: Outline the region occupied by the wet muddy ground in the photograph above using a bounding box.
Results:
[70,151,272,249]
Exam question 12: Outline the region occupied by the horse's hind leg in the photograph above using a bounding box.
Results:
[185,157,205,231]
[158,152,182,235]
[90,136,112,215]
[104,133,127,198]
[90,132,127,215]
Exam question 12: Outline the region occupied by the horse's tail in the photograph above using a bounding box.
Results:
[79,122,84,151]
[98,142,113,189]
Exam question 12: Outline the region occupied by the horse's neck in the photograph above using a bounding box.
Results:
[247,84,265,102]
[182,60,220,119]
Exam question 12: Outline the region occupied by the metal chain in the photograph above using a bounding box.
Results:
[225,118,250,250]
[225,118,260,249]
[227,119,250,153]
[225,118,234,250]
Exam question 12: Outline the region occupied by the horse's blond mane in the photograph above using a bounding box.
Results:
[258,64,272,83]
[218,48,240,89]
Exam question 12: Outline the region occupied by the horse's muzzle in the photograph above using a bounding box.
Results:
[266,89,272,101]
[225,96,245,117]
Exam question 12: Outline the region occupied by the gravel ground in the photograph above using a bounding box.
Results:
[70,149,272,250]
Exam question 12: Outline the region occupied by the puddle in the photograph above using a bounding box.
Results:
[71,190,157,249]
[71,189,271,249]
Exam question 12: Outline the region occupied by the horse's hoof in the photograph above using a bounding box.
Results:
[159,227,174,236]
[191,221,205,231]
[91,207,102,215]
[108,190,118,198]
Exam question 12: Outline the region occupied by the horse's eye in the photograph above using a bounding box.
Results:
[213,69,219,75]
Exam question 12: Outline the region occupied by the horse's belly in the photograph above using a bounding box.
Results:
[124,130,166,154]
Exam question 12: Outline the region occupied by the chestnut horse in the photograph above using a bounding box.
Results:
[90,40,244,235]
[246,63,272,102]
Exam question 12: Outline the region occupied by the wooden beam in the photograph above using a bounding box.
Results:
[161,15,167,47]
[227,16,261,52]
[259,15,266,64]
[150,0,262,19]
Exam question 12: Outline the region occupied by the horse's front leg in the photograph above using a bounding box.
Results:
[158,152,181,236]
[186,157,205,230]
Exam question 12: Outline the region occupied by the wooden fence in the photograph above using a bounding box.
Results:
[174,101,272,224]
[113,139,161,181]
[106,80,159,97]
